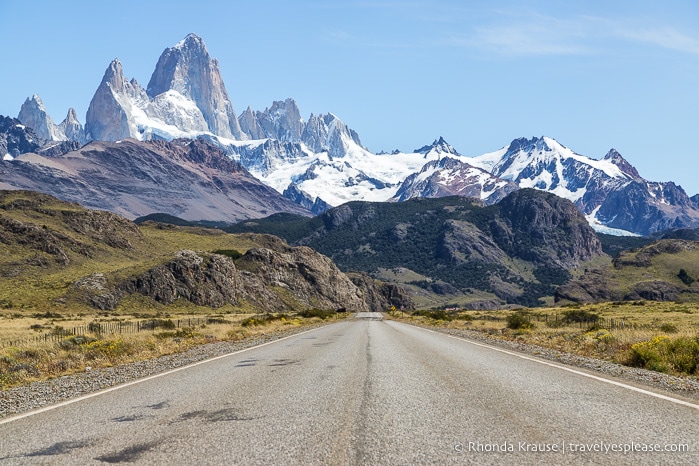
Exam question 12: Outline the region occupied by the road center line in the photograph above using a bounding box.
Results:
[408,323,699,411]
[0,325,330,425]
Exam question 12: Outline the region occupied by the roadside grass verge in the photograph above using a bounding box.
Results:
[390,301,699,378]
[0,310,346,389]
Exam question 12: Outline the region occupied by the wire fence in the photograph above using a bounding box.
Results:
[471,312,648,330]
[0,317,229,348]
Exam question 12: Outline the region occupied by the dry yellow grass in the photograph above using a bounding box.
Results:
[0,311,347,388]
[392,301,699,377]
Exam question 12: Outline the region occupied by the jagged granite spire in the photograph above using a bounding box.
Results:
[147,33,244,139]
[17,94,65,141]
[58,108,86,144]
[85,58,148,141]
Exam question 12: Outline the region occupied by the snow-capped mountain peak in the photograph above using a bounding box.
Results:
[85,34,244,142]
[414,136,460,158]
[603,148,640,179]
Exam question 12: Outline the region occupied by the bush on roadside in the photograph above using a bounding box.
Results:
[562,309,600,324]
[628,335,699,375]
[297,308,335,320]
[412,309,453,321]
[241,313,290,327]
[506,311,534,330]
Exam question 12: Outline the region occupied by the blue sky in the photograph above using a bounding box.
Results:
[2,1,698,193]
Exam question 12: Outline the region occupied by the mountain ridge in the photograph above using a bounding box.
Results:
[8,33,699,235]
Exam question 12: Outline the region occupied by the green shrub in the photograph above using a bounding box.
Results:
[659,323,679,333]
[628,335,699,375]
[412,309,453,321]
[241,313,290,327]
[153,319,176,330]
[212,249,243,260]
[298,308,335,319]
[678,269,695,286]
[562,309,599,324]
[507,311,534,330]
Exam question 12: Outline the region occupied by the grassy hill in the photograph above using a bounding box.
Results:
[0,190,410,316]
[556,239,699,303]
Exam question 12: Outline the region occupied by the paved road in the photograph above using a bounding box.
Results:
[1,316,698,465]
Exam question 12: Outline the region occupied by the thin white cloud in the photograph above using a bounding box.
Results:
[612,24,699,56]
[448,11,699,58]
[459,18,592,56]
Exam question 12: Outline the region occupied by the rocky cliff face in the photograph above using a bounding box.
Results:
[238,99,305,143]
[85,59,146,141]
[58,108,86,144]
[0,116,43,157]
[492,189,603,267]
[17,95,65,141]
[85,34,244,142]
[94,243,412,312]
[147,33,244,140]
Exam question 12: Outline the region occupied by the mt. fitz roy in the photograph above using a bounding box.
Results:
[5,33,699,236]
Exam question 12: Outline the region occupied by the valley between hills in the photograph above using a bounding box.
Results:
[0,32,697,399]
[0,188,698,394]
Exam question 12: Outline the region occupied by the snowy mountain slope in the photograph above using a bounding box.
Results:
[464,136,699,235]
[224,134,473,207]
[392,156,518,203]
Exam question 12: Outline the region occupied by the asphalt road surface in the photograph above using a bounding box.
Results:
[1,315,698,465]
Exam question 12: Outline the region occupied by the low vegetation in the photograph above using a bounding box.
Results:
[394,301,699,378]
[0,309,345,388]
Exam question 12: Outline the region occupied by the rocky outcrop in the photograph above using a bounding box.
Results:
[624,281,682,301]
[84,240,411,312]
[613,239,698,268]
[556,238,699,303]
[0,116,43,157]
[493,189,603,268]
[348,272,414,311]
[554,269,622,303]
[236,244,368,311]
